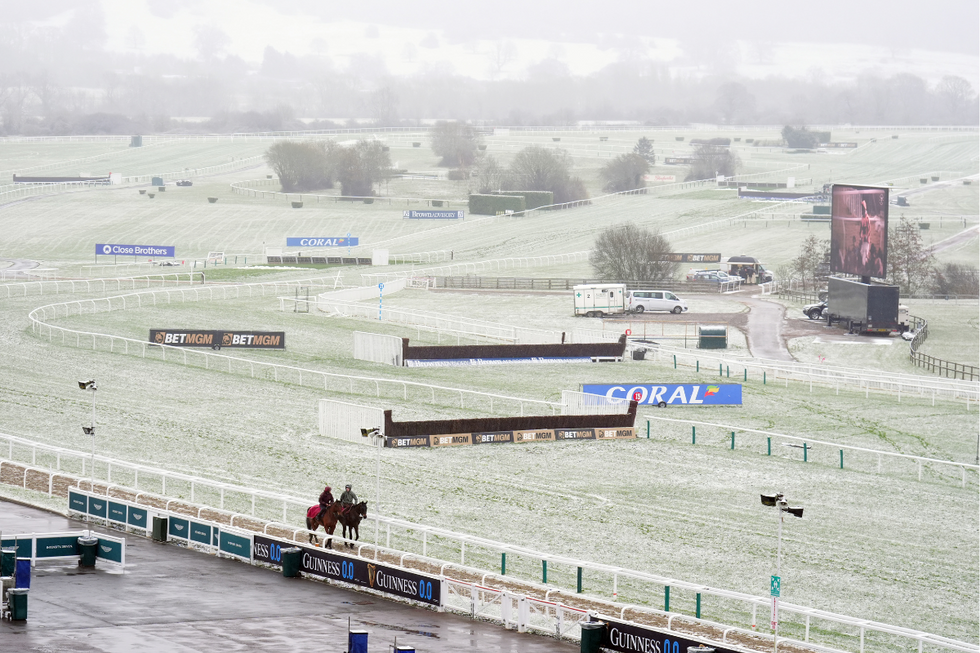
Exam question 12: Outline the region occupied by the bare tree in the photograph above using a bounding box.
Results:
[714,82,756,124]
[930,263,979,297]
[935,76,975,122]
[685,145,740,181]
[486,40,517,80]
[369,86,399,126]
[475,154,505,193]
[590,223,678,282]
[887,216,934,294]
[506,146,588,204]
[791,235,828,291]
[264,140,336,192]
[600,153,649,193]
[430,121,480,167]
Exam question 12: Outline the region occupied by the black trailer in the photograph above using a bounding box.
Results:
[827,277,905,334]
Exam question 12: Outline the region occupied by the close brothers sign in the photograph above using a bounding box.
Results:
[253,535,440,606]
[96,243,175,257]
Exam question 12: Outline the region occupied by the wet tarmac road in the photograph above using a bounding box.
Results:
[1,501,576,652]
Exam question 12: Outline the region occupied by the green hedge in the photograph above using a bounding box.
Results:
[469,194,526,215]
[498,190,554,210]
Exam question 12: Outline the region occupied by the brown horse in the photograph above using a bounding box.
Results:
[306,501,343,548]
[338,501,368,549]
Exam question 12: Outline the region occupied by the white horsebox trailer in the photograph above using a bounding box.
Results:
[573,283,628,317]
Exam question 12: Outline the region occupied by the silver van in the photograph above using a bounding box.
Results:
[628,290,688,314]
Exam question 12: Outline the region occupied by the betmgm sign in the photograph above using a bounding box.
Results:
[149,329,286,349]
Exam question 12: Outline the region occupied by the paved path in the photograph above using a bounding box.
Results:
[0,501,574,652]
[735,294,795,361]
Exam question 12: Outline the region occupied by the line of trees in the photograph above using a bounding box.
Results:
[264,139,391,195]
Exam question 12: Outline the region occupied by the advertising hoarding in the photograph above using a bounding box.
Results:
[403,210,464,219]
[830,184,888,278]
[96,243,175,257]
[149,330,285,349]
[582,384,742,406]
[253,536,440,606]
[286,237,358,247]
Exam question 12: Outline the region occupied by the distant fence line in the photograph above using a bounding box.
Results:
[0,272,204,299]
[359,252,591,285]
[230,177,463,207]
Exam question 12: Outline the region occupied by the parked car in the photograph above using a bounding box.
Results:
[693,270,738,283]
[628,290,688,314]
[803,301,828,320]
[685,268,713,280]
[176,180,193,186]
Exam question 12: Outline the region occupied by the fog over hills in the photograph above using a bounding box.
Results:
[0,0,977,128]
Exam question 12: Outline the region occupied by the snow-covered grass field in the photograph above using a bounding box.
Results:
[0,129,977,647]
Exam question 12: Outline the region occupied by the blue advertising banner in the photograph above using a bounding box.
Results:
[402,210,464,219]
[253,535,440,606]
[219,531,252,559]
[286,237,358,247]
[88,496,107,518]
[582,384,742,406]
[96,538,124,564]
[69,491,87,513]
[127,506,147,529]
[108,501,127,523]
[36,535,79,558]
[169,517,189,539]
[96,244,175,257]
[189,522,212,545]
[595,616,739,653]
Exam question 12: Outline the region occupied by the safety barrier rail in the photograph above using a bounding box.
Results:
[121,154,265,184]
[0,272,205,299]
[642,415,977,488]
[360,252,591,285]
[2,433,974,653]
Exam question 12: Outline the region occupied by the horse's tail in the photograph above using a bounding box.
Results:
[306,517,316,532]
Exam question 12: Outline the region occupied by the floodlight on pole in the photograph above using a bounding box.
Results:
[79,380,97,537]
[760,492,803,653]
[362,426,383,560]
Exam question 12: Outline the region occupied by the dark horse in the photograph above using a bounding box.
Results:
[338,501,368,548]
[306,501,343,548]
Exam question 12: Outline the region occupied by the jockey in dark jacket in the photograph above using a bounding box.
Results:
[317,485,334,521]
[340,484,357,515]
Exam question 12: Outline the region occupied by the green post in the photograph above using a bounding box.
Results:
[542,560,547,584]
[731,431,735,450]
[577,567,583,593]
[646,421,650,439]
[804,442,808,462]
[744,368,747,382]
[840,449,844,469]
[696,360,699,373]
[244,256,246,265]
[719,363,723,376]
[692,426,696,444]
[696,592,702,619]
[763,371,766,385]
[727,365,730,378]
[767,437,771,456]
[673,354,677,369]
[664,585,670,611]
[501,552,506,575]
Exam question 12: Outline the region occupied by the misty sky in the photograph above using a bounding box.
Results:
[7,0,977,84]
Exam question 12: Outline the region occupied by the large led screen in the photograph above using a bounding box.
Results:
[830,184,888,277]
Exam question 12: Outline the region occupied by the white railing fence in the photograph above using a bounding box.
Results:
[642,415,978,489]
[0,272,204,299]
[353,331,404,366]
[120,155,265,184]
[561,390,632,416]
[1,430,973,653]
[360,251,592,285]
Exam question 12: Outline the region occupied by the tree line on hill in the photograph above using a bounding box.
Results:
[0,24,976,136]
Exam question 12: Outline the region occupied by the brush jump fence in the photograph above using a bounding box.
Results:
[643,415,977,488]
[1,430,975,653]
